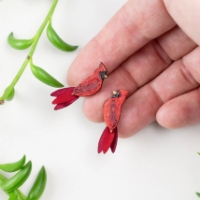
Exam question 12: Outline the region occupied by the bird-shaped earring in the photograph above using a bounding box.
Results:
[98,90,129,154]
[51,62,108,110]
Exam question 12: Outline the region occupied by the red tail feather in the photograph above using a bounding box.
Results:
[51,87,79,110]
[51,87,75,96]
[110,128,118,153]
[98,127,115,154]
[54,98,79,110]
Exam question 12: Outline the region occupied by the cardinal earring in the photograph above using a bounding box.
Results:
[98,90,129,154]
[51,63,129,154]
[51,62,108,110]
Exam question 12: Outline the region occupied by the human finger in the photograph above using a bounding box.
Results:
[156,89,200,128]
[67,0,175,86]
[163,0,200,45]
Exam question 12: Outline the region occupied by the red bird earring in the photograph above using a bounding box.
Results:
[51,63,128,154]
[98,90,129,154]
[51,62,108,110]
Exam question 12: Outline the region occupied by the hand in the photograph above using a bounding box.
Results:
[67,0,200,138]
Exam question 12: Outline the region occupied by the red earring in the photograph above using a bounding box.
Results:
[51,62,108,110]
[98,90,129,154]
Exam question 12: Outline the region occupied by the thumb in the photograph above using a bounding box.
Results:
[163,0,200,45]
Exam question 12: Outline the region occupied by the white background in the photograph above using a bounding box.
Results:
[0,0,200,200]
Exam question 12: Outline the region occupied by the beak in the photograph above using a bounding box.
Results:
[104,74,108,79]
[113,91,117,95]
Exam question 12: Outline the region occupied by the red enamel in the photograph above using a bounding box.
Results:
[52,87,76,104]
[110,128,118,153]
[98,126,115,154]
[73,62,107,96]
[54,97,79,110]
[51,87,79,110]
[103,90,128,131]
[51,62,107,109]
[51,87,75,97]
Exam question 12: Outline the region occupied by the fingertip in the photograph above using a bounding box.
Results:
[157,89,200,129]
[156,102,186,129]
[156,106,176,129]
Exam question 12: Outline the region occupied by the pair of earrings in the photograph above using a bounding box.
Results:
[51,62,128,154]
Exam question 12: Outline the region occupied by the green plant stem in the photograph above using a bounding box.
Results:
[0,174,26,200]
[0,0,58,101]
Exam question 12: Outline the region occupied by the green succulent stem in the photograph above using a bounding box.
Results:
[0,0,58,102]
[0,174,26,200]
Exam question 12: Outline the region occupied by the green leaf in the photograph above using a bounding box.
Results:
[1,161,32,193]
[196,192,200,197]
[30,61,64,88]
[8,32,34,50]
[0,155,26,172]
[46,21,78,52]
[27,166,47,200]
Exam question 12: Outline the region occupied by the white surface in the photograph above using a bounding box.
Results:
[0,0,200,200]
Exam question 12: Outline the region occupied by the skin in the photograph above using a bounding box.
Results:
[67,0,200,138]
